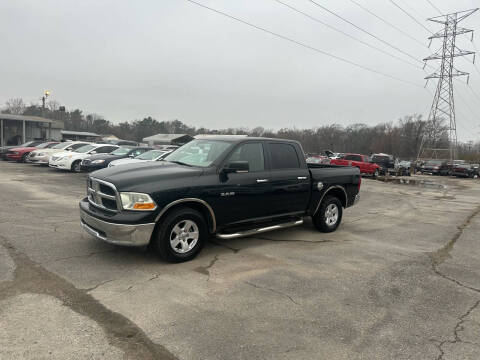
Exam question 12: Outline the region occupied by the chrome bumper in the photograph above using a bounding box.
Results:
[80,208,155,246]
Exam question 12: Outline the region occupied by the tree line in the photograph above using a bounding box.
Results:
[2,97,479,161]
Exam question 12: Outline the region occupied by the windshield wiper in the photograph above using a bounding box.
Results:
[168,160,192,167]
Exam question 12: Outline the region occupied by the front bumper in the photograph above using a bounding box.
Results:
[28,154,50,164]
[49,158,70,169]
[80,206,156,246]
[6,154,21,161]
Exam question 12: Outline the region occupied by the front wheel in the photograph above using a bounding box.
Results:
[71,160,81,172]
[19,153,30,163]
[312,195,343,233]
[373,169,379,179]
[151,207,207,262]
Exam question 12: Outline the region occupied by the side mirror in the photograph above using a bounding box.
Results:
[129,154,135,158]
[224,161,249,173]
[90,150,97,154]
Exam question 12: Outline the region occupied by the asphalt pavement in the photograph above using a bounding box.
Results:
[1,161,480,360]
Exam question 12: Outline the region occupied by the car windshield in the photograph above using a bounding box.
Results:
[35,142,52,149]
[164,140,231,167]
[75,145,96,153]
[52,142,72,149]
[136,150,166,160]
[111,147,131,155]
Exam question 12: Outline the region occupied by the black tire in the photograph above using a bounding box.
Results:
[373,169,379,179]
[71,160,81,172]
[19,152,29,163]
[312,195,343,233]
[151,207,207,263]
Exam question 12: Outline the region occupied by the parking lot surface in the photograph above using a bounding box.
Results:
[1,161,480,360]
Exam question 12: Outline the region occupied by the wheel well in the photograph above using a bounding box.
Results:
[155,201,215,234]
[325,188,347,208]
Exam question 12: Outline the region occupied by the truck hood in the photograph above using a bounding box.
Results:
[90,161,204,191]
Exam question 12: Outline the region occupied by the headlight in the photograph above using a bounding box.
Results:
[120,192,157,211]
[91,159,105,164]
[37,153,45,156]
[67,155,73,158]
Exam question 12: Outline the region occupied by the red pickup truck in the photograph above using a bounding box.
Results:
[329,153,380,177]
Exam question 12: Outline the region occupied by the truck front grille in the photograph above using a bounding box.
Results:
[87,177,120,212]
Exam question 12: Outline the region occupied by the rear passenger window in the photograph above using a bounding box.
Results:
[269,143,300,169]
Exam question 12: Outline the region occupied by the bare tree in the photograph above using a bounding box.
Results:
[3,98,26,114]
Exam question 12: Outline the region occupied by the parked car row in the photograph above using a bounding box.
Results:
[419,159,479,178]
[2,140,176,172]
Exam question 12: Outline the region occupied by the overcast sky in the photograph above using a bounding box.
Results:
[1,0,479,141]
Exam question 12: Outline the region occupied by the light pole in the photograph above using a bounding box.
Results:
[41,90,50,117]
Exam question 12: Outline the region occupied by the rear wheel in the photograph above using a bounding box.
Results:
[151,208,207,262]
[373,169,379,179]
[71,160,81,172]
[20,152,29,163]
[312,195,343,233]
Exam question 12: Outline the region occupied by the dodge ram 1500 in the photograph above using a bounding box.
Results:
[79,137,361,262]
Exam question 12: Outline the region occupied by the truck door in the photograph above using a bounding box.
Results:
[266,142,310,215]
[214,142,272,226]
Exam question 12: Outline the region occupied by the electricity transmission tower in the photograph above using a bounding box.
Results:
[418,8,478,163]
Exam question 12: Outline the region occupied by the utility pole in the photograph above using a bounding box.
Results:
[418,8,478,165]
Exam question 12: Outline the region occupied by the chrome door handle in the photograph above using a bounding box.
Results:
[256,179,269,183]
[297,176,307,180]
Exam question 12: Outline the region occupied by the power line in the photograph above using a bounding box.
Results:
[306,0,426,66]
[424,0,442,16]
[183,0,424,88]
[389,0,434,35]
[273,0,423,69]
[349,0,426,48]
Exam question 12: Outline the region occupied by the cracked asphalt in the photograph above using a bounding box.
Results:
[1,161,480,360]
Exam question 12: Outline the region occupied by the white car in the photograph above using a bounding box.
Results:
[28,141,91,165]
[108,149,172,167]
[49,144,119,172]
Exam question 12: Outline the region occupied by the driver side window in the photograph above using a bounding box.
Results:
[226,143,265,172]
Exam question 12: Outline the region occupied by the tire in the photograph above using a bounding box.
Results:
[71,160,81,172]
[312,195,343,233]
[151,207,207,263]
[19,153,29,163]
[373,169,379,179]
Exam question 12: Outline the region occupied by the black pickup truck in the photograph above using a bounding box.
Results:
[79,137,361,262]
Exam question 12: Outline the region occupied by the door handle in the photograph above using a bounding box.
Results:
[297,176,308,180]
[256,179,269,183]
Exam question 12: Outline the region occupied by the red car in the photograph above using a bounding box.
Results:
[6,141,59,162]
[329,153,381,177]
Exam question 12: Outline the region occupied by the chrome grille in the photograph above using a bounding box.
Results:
[87,177,120,212]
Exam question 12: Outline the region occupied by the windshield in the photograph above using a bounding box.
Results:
[36,142,51,149]
[164,140,231,167]
[111,147,131,155]
[52,142,72,149]
[75,145,96,153]
[136,150,167,160]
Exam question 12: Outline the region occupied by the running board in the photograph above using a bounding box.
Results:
[216,219,304,240]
